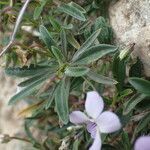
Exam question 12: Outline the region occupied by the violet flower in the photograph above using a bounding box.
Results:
[69,91,121,150]
[134,136,150,150]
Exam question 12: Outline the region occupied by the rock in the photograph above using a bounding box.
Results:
[109,0,150,76]
[0,69,34,150]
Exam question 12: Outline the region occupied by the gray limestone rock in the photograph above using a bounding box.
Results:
[109,0,150,76]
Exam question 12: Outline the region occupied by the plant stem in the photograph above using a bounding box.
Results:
[9,0,13,7]
[10,136,31,143]
[0,0,31,57]
[82,77,96,91]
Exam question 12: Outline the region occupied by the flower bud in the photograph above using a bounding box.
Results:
[119,43,135,60]
[119,48,129,60]
[0,134,11,143]
[67,125,82,131]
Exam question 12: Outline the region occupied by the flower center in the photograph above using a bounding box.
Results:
[86,121,97,138]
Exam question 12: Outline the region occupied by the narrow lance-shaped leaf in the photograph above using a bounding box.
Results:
[121,131,131,150]
[65,78,70,97]
[45,86,56,109]
[129,77,150,96]
[68,2,86,13]
[49,16,61,31]
[72,29,101,61]
[24,120,40,146]
[18,69,56,87]
[112,52,126,92]
[58,3,86,21]
[55,79,69,124]
[79,21,91,33]
[87,70,117,85]
[123,93,147,115]
[5,65,48,77]
[73,139,80,150]
[51,46,65,65]
[73,44,118,65]
[134,112,150,134]
[33,0,47,20]
[39,25,56,50]
[8,76,48,105]
[60,29,67,56]
[18,73,49,87]
[65,66,90,77]
[18,100,44,117]
[34,7,43,20]
[70,77,84,90]
[67,33,80,49]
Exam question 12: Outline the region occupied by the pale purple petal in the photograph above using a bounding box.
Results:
[89,129,101,150]
[87,122,97,138]
[96,111,121,133]
[134,136,150,150]
[85,91,104,119]
[69,111,89,125]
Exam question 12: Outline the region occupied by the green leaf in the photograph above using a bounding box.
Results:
[118,89,133,100]
[60,29,67,56]
[67,33,80,49]
[24,120,41,147]
[92,16,113,44]
[123,93,147,115]
[129,77,150,95]
[72,29,101,61]
[8,77,47,105]
[55,79,69,124]
[69,2,86,13]
[65,78,70,98]
[51,46,65,65]
[34,7,43,20]
[59,3,86,21]
[18,66,56,87]
[65,66,90,77]
[73,44,118,65]
[33,0,47,20]
[78,21,91,34]
[129,58,143,78]
[70,77,84,90]
[45,86,56,109]
[73,139,80,150]
[49,16,61,31]
[87,70,117,85]
[121,131,131,150]
[18,73,48,87]
[39,25,56,50]
[135,112,150,133]
[112,52,126,92]
[5,65,48,77]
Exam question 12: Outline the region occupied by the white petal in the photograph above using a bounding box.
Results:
[134,136,150,150]
[96,111,121,133]
[85,91,104,119]
[89,129,102,150]
[69,111,89,125]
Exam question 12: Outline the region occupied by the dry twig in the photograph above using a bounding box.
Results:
[0,0,31,57]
